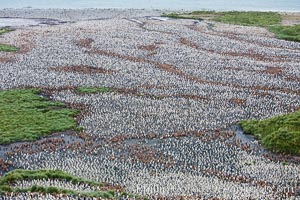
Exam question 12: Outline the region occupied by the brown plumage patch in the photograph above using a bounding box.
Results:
[76,38,94,49]
[229,98,246,105]
[138,44,158,51]
[263,67,283,75]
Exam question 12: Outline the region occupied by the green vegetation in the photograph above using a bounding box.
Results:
[0,169,103,188]
[239,111,300,155]
[0,44,18,52]
[269,25,300,42]
[213,11,281,27]
[162,11,300,42]
[161,12,199,19]
[0,29,11,35]
[162,11,281,26]
[0,169,114,198]
[0,29,18,52]
[0,88,79,144]
[0,169,139,198]
[76,87,113,94]
[162,10,217,20]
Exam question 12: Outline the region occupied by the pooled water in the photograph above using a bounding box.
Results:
[0,18,40,28]
[0,17,67,28]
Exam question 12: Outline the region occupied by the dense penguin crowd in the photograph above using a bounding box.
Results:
[0,9,299,199]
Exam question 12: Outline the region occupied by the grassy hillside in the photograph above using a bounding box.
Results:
[162,11,281,26]
[269,25,300,42]
[0,44,18,52]
[0,89,79,144]
[213,11,281,27]
[239,111,300,155]
[162,11,299,42]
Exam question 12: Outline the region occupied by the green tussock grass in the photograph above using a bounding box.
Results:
[162,11,281,26]
[162,11,300,42]
[213,11,281,27]
[269,25,300,42]
[0,44,18,52]
[239,111,300,155]
[76,87,113,94]
[161,13,198,19]
[161,10,218,20]
[0,169,138,199]
[0,29,11,35]
[0,88,79,144]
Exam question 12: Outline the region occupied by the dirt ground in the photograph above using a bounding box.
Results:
[280,12,300,25]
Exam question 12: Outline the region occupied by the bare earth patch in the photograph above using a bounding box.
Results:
[48,65,114,74]
[281,12,300,25]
